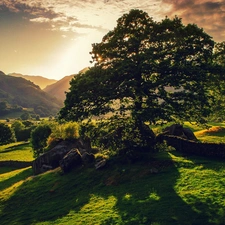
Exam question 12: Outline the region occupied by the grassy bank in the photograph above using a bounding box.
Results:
[0,142,34,162]
[0,123,225,224]
[0,151,225,225]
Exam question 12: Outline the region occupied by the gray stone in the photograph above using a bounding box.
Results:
[81,152,95,165]
[60,148,82,173]
[32,138,92,175]
[95,159,107,170]
[162,124,197,141]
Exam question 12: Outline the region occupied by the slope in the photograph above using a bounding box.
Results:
[9,73,57,89]
[0,71,63,117]
[43,75,75,102]
[0,151,225,225]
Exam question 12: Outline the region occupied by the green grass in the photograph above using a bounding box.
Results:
[0,151,225,225]
[0,142,34,161]
[0,122,225,224]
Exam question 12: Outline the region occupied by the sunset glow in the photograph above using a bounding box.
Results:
[1,0,225,79]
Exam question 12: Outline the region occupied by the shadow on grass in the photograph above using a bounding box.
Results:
[0,167,21,174]
[0,152,224,225]
[0,142,31,154]
[0,167,32,192]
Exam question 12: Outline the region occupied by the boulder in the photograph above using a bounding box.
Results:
[60,148,82,173]
[40,164,53,173]
[95,159,107,170]
[81,152,95,165]
[32,138,92,175]
[183,127,198,141]
[163,124,184,137]
[161,124,197,141]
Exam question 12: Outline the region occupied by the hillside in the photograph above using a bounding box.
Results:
[0,150,225,224]
[0,71,63,117]
[9,73,57,89]
[43,75,75,101]
[1,123,225,224]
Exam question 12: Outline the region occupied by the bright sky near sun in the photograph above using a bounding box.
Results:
[1,0,225,80]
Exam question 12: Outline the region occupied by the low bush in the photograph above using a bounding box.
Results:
[0,123,15,145]
[31,121,80,158]
[31,123,52,158]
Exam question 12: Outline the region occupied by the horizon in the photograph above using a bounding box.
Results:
[1,0,225,80]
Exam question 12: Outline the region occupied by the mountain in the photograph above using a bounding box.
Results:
[0,71,63,117]
[9,73,57,89]
[43,68,89,102]
[43,75,75,102]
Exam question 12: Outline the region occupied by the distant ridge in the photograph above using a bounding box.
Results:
[0,71,63,117]
[9,73,57,89]
[43,68,89,102]
[44,75,75,102]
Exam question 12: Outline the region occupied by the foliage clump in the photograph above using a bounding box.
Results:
[59,9,217,152]
[0,123,15,145]
[31,121,80,158]
[11,120,35,142]
[31,123,52,158]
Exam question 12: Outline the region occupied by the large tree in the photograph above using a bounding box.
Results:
[208,41,225,120]
[60,9,214,127]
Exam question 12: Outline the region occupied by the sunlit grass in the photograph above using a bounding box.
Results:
[0,151,225,225]
[195,126,225,143]
[0,142,34,161]
[0,122,225,224]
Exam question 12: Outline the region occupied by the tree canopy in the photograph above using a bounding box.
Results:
[0,123,15,145]
[60,9,214,126]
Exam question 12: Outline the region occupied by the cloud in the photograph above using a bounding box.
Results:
[0,1,77,34]
[161,0,225,41]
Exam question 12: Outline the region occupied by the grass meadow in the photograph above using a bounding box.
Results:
[0,142,34,162]
[0,123,225,224]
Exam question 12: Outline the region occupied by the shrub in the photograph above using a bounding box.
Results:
[62,122,80,140]
[0,123,15,145]
[31,123,52,158]
[12,120,36,142]
[48,121,80,141]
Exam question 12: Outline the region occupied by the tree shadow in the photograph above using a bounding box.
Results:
[0,152,224,225]
[0,167,32,191]
[0,142,30,153]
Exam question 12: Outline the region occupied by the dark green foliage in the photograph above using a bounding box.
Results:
[60,9,215,151]
[31,124,52,158]
[80,118,155,154]
[61,10,214,124]
[209,41,225,120]
[0,123,15,145]
[20,112,30,120]
[11,120,35,142]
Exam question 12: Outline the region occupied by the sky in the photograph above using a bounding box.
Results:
[1,0,225,80]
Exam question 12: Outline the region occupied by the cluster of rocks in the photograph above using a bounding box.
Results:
[32,124,201,175]
[157,124,225,158]
[32,138,106,175]
[159,124,198,141]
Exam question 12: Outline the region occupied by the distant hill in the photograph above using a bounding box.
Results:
[0,71,63,117]
[43,68,89,102]
[9,73,57,89]
[43,75,75,102]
